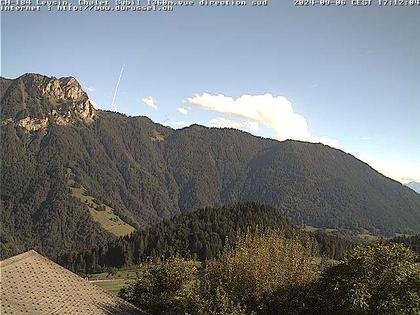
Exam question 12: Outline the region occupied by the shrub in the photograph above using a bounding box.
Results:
[310,243,420,315]
[118,257,202,315]
[203,230,319,314]
[96,204,106,211]
[200,286,247,315]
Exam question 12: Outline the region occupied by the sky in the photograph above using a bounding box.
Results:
[1,2,419,183]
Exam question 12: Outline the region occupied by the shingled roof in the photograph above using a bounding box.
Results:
[0,250,144,314]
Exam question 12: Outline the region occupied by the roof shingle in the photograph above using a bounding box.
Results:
[0,250,144,315]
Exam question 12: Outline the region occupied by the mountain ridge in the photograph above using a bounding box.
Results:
[1,73,419,259]
[406,182,420,194]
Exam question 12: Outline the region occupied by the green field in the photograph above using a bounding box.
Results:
[66,169,136,237]
[70,187,136,236]
[91,279,131,295]
[357,233,382,242]
[69,185,136,237]
[89,264,203,295]
[89,268,140,295]
[89,269,140,281]
[303,225,338,233]
[303,225,385,243]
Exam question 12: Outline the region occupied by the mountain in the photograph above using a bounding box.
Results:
[406,182,420,194]
[1,73,420,259]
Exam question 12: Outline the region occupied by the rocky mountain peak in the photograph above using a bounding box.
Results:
[1,74,96,131]
[20,73,91,104]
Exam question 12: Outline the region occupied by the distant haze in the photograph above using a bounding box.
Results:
[406,182,420,194]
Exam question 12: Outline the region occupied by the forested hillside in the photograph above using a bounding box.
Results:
[57,203,356,273]
[1,73,420,259]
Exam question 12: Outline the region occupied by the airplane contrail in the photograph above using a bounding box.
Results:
[110,64,125,111]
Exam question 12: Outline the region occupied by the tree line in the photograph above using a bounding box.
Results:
[118,231,420,315]
[57,203,356,273]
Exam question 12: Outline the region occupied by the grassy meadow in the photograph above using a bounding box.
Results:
[89,268,139,295]
[66,168,136,237]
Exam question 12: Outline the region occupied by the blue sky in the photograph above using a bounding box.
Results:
[1,3,419,183]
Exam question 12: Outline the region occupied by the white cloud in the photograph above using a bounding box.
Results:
[177,107,188,115]
[246,120,260,133]
[142,96,158,110]
[209,117,260,134]
[168,121,192,128]
[360,157,420,184]
[187,93,339,147]
[173,121,192,125]
[85,86,96,92]
[209,117,244,130]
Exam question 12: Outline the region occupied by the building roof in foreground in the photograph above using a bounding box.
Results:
[0,250,144,315]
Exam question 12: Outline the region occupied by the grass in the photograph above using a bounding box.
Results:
[89,264,203,295]
[66,168,136,237]
[89,269,140,281]
[304,225,385,243]
[70,185,136,237]
[303,225,338,233]
[89,268,140,295]
[91,279,131,295]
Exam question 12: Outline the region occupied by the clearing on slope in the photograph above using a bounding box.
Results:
[67,169,136,237]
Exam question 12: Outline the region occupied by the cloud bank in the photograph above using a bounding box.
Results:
[187,93,339,147]
[362,157,420,184]
[171,121,192,127]
[177,107,188,115]
[209,117,260,133]
[142,96,158,110]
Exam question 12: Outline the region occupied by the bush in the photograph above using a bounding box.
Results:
[200,285,247,315]
[118,235,420,315]
[203,230,319,314]
[96,204,106,211]
[118,257,202,315]
[310,243,420,315]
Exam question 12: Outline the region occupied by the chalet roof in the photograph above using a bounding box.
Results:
[0,250,144,315]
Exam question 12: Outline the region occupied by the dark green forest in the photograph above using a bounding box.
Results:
[1,74,420,260]
[1,73,420,315]
[57,203,357,273]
